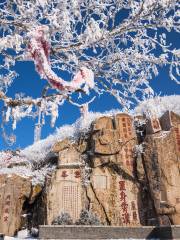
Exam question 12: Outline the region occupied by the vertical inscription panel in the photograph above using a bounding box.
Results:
[60,181,81,221]
[174,124,180,154]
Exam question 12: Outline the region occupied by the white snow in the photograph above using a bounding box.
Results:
[0,110,120,185]
[134,95,180,118]
[0,95,179,185]
[20,110,119,163]
[4,229,36,239]
[19,95,180,164]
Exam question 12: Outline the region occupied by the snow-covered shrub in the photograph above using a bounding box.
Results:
[135,144,145,155]
[75,209,101,225]
[30,227,39,237]
[52,212,73,225]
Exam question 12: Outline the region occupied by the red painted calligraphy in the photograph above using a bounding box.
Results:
[4,208,9,214]
[121,201,128,212]
[74,170,81,178]
[6,195,10,200]
[174,127,180,152]
[122,212,130,224]
[4,216,8,222]
[119,181,126,191]
[5,200,10,206]
[61,170,68,178]
[120,191,127,202]
[119,180,130,225]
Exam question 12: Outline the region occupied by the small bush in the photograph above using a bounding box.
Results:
[75,209,101,225]
[52,212,73,225]
[30,227,39,237]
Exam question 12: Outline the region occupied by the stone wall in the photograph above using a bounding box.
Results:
[0,111,180,237]
[39,225,180,239]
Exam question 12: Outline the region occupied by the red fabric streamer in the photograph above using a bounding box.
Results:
[28,26,94,93]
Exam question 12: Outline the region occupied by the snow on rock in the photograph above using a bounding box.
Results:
[134,95,180,118]
[20,110,120,163]
[0,110,119,185]
[0,95,179,186]
[4,229,37,239]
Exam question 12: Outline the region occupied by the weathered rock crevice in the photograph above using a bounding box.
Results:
[89,182,111,225]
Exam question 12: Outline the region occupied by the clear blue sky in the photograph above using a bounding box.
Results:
[0,30,179,150]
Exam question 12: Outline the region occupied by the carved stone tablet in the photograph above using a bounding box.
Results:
[59,181,81,221]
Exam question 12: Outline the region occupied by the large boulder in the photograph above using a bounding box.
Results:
[35,114,145,227]
[0,174,31,236]
[86,114,143,226]
[143,111,180,224]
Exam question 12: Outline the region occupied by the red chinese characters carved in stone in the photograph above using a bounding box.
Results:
[121,201,129,212]
[120,191,127,202]
[5,200,11,206]
[6,195,11,200]
[74,170,81,178]
[119,181,126,191]
[4,216,8,222]
[61,170,68,178]
[4,208,9,214]
[122,212,130,224]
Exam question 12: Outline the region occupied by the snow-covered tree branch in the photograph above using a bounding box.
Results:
[0,0,179,142]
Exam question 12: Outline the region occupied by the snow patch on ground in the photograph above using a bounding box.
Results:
[4,229,36,239]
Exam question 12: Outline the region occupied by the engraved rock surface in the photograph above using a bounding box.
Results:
[87,113,142,226]
[1,111,180,236]
[0,174,31,236]
[44,113,143,226]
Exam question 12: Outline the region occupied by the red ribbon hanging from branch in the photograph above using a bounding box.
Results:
[28,26,94,93]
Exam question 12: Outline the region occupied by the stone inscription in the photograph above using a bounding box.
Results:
[122,117,133,139]
[61,182,80,220]
[174,125,180,153]
[123,146,133,167]
[3,194,11,223]
[119,180,130,224]
[131,201,138,222]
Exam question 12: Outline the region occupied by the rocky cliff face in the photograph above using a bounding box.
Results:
[0,110,179,236]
